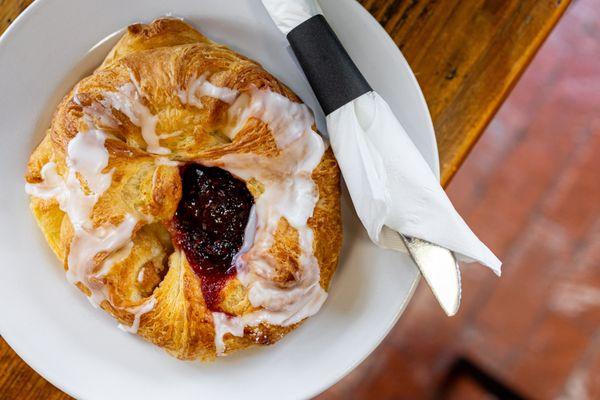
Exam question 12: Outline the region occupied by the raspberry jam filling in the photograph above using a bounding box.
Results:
[172,164,254,312]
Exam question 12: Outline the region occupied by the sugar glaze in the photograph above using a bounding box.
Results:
[25,117,154,333]
[182,76,327,355]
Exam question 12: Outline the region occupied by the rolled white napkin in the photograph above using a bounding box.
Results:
[262,0,323,35]
[261,0,501,275]
[329,92,501,273]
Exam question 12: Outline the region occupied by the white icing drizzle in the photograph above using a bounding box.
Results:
[84,103,121,130]
[218,87,326,318]
[94,241,134,280]
[118,297,157,333]
[73,85,120,130]
[178,73,239,108]
[102,83,170,155]
[186,85,327,355]
[212,312,245,355]
[227,88,319,149]
[25,127,137,306]
[155,157,180,167]
[158,130,183,140]
[137,268,145,284]
[232,206,257,268]
[25,111,156,332]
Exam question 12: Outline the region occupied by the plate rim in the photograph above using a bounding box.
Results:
[0,0,436,398]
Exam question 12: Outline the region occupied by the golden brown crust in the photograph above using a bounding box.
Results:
[25,18,342,360]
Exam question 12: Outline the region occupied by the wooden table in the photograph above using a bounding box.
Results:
[0,0,570,398]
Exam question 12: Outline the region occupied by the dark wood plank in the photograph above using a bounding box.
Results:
[359,0,570,184]
[0,0,570,398]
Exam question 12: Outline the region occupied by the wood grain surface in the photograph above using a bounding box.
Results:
[0,0,569,399]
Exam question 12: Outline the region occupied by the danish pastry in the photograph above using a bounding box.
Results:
[25,18,342,360]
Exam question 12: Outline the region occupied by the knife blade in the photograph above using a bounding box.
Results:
[400,235,461,316]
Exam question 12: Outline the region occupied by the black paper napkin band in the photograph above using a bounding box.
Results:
[287,14,372,116]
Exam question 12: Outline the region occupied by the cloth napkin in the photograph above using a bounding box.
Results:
[262,0,501,274]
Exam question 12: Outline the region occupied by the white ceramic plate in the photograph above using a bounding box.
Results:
[0,0,438,399]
